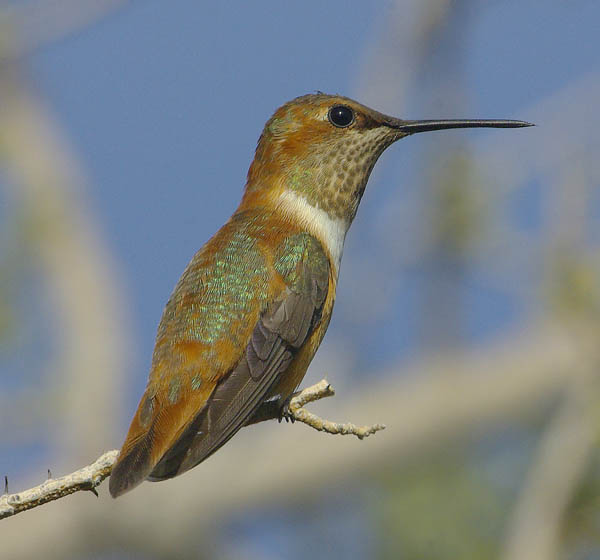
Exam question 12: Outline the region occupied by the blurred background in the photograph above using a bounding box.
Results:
[1,1,599,558]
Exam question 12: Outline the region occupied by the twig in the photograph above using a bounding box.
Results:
[286,380,386,439]
[0,450,118,520]
[0,380,383,520]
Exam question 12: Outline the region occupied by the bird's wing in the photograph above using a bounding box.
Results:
[109,228,329,497]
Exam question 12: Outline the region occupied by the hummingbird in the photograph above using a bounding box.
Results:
[109,93,531,497]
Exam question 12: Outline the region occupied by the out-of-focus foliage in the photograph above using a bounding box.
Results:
[375,449,507,560]
[427,150,487,259]
[562,449,600,559]
[0,211,25,348]
[546,250,600,319]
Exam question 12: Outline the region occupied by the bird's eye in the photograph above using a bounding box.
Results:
[328,105,355,128]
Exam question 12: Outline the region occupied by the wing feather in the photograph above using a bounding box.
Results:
[149,282,321,480]
[109,227,330,497]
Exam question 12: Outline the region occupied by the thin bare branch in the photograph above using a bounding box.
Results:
[287,380,386,439]
[0,380,384,520]
[0,450,118,520]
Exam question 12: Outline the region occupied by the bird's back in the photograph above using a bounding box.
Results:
[109,208,331,496]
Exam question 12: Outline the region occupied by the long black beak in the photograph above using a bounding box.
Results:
[396,119,534,134]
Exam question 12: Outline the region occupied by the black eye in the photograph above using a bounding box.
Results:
[328,105,355,128]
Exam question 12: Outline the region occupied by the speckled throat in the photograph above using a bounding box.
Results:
[280,125,401,224]
[241,92,531,226]
[241,94,406,225]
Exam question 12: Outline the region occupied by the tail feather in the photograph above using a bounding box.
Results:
[147,408,206,481]
[109,387,214,497]
[109,427,156,497]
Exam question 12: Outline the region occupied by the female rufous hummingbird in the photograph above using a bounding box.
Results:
[109,93,531,496]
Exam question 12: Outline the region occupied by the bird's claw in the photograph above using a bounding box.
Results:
[278,398,296,423]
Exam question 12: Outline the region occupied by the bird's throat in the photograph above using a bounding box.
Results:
[276,189,347,276]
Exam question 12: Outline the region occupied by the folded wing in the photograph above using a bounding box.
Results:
[109,231,329,497]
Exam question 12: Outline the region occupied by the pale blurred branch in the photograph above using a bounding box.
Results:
[502,372,600,560]
[0,380,384,520]
[1,0,129,60]
[0,56,129,462]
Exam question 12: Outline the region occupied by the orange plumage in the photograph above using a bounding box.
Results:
[109,93,531,496]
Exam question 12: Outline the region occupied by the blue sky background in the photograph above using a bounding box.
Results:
[2,1,600,557]
[27,1,599,399]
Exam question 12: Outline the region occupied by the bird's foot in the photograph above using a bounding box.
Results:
[278,396,296,423]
